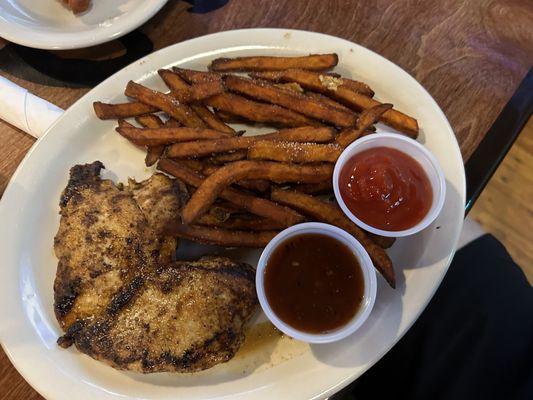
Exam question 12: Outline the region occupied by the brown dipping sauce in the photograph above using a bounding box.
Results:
[264,233,364,333]
[339,147,433,231]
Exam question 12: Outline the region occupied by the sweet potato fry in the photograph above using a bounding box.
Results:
[166,126,335,158]
[209,201,242,215]
[205,205,232,222]
[166,137,238,158]
[200,164,229,176]
[273,82,353,112]
[207,150,247,164]
[182,161,334,224]
[213,110,247,124]
[236,179,271,193]
[150,149,173,172]
[283,71,414,135]
[206,92,320,127]
[158,68,191,90]
[158,69,224,102]
[292,180,333,195]
[275,126,336,141]
[224,76,357,127]
[196,214,286,231]
[192,104,236,134]
[335,128,366,148]
[278,186,396,249]
[253,126,337,142]
[158,159,304,226]
[178,159,205,172]
[116,127,231,146]
[335,104,393,148]
[158,69,236,134]
[270,188,395,287]
[304,91,353,112]
[203,201,245,222]
[93,101,157,120]
[117,119,135,128]
[357,103,395,131]
[335,78,375,97]
[285,178,395,249]
[248,69,417,136]
[116,120,144,146]
[202,164,270,192]
[248,141,342,163]
[173,67,223,84]
[163,223,278,248]
[274,82,305,93]
[135,114,165,166]
[365,233,396,249]
[251,69,374,98]
[124,81,205,128]
[164,118,182,128]
[135,114,164,128]
[209,54,339,72]
[173,80,224,103]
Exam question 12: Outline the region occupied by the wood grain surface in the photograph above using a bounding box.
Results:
[470,116,533,284]
[0,1,532,399]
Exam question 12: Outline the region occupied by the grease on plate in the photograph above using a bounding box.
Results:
[223,322,309,375]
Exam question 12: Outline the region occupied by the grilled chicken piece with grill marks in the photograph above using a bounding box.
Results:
[128,173,189,262]
[127,173,189,234]
[58,256,258,373]
[54,162,186,336]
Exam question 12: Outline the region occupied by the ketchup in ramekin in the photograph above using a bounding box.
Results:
[338,147,432,231]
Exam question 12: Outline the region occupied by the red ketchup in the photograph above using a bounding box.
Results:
[339,147,433,231]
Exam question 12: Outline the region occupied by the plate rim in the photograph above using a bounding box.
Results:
[0,0,168,50]
[0,28,466,400]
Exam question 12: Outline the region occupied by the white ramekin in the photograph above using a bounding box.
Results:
[256,222,377,344]
[333,133,446,237]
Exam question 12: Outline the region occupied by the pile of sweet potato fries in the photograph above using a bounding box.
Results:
[94,53,420,288]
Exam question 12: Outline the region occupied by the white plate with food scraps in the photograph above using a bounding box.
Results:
[0,29,465,399]
[0,0,168,50]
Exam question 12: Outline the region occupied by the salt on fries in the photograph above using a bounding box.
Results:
[93,53,420,287]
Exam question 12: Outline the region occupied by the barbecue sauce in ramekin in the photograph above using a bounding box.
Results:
[264,233,364,333]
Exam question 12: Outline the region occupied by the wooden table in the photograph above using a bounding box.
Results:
[0,1,531,398]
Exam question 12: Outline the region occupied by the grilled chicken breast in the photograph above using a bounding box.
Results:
[59,257,258,372]
[128,173,189,263]
[54,162,258,372]
[54,162,185,334]
[128,173,189,234]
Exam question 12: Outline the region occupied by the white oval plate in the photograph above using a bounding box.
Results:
[0,0,168,50]
[0,29,465,400]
